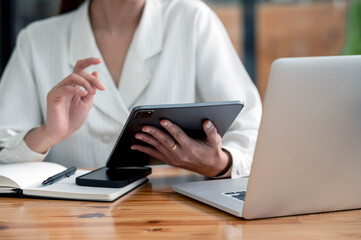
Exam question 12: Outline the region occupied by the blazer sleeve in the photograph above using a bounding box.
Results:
[0,29,49,163]
[194,4,262,178]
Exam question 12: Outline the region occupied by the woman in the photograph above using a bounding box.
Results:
[0,0,262,178]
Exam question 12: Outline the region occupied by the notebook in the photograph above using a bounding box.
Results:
[0,162,147,201]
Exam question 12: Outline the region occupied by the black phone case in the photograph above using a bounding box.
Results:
[106,101,244,168]
[76,166,152,188]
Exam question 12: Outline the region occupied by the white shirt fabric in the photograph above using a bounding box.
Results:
[0,0,262,178]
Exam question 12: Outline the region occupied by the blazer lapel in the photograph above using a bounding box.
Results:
[68,1,130,124]
[118,0,163,108]
[68,0,163,122]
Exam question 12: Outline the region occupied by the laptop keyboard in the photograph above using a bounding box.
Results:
[223,191,246,201]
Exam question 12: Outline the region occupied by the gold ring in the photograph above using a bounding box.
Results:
[167,143,177,151]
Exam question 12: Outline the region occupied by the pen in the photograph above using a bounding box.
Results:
[42,167,77,186]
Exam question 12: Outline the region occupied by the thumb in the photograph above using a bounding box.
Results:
[203,120,220,147]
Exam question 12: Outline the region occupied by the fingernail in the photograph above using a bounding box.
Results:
[161,120,168,127]
[135,134,143,140]
[142,127,150,133]
[206,121,212,130]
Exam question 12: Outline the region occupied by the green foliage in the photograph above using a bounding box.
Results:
[343,0,361,55]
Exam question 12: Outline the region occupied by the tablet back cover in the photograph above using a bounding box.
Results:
[106,101,244,168]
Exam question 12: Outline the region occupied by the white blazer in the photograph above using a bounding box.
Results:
[0,0,262,178]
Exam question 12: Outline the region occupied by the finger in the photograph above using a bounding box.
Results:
[91,71,100,91]
[78,70,105,90]
[60,73,95,94]
[142,125,177,150]
[160,120,190,147]
[51,85,87,99]
[73,58,102,73]
[81,88,95,106]
[91,71,98,78]
[134,133,169,153]
[203,120,221,147]
[131,144,166,163]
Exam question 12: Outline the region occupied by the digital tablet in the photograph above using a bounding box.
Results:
[106,101,244,168]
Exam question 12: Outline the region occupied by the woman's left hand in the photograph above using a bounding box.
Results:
[130,120,232,177]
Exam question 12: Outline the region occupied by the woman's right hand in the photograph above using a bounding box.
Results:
[24,58,105,153]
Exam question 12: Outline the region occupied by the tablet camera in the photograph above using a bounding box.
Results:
[135,110,154,118]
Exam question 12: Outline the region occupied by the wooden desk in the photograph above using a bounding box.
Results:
[1,165,360,239]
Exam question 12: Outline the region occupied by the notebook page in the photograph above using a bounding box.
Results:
[0,162,66,189]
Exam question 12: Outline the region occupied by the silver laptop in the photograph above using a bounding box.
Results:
[172,55,361,219]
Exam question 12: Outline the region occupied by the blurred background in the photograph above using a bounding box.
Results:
[0,0,358,100]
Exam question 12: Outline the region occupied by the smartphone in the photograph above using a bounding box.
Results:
[76,166,152,188]
[105,101,244,168]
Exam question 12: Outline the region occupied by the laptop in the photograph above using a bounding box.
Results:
[171,55,361,219]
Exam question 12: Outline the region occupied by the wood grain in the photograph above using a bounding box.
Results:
[256,1,348,100]
[1,165,361,239]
